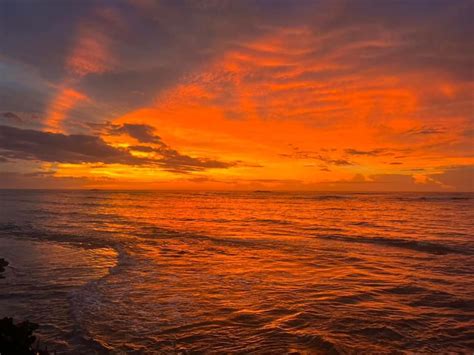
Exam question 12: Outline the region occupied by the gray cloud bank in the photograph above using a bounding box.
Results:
[0,124,234,173]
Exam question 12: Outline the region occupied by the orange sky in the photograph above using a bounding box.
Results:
[0,1,472,190]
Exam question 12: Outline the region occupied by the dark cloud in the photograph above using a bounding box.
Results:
[150,145,234,174]
[0,124,234,174]
[98,122,236,172]
[345,148,388,156]
[107,123,163,144]
[0,124,141,164]
[405,126,446,135]
[281,147,353,166]
[279,150,316,160]
[328,159,352,166]
[128,145,155,152]
[89,122,163,144]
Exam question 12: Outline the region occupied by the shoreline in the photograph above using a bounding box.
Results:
[0,236,117,353]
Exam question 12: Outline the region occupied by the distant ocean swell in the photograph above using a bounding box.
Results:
[317,234,474,255]
[0,191,473,353]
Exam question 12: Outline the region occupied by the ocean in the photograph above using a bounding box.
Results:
[0,190,473,353]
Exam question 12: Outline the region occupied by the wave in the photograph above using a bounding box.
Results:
[394,195,472,202]
[68,246,129,352]
[302,226,347,233]
[385,285,427,295]
[350,221,381,228]
[244,218,294,225]
[0,222,21,232]
[308,195,353,201]
[0,222,114,250]
[356,325,404,341]
[408,291,474,311]
[317,234,473,255]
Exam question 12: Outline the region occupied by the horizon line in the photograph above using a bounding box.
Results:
[0,188,472,193]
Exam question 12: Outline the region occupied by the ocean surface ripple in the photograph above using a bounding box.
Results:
[0,190,473,353]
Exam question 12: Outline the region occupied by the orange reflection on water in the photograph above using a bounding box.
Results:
[2,190,473,353]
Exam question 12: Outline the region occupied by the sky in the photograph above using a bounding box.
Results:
[0,0,473,191]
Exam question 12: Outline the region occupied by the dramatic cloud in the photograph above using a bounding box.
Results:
[0,124,141,165]
[0,1,472,189]
[280,148,353,166]
[0,125,233,173]
[128,145,155,153]
[329,159,352,166]
[344,148,388,156]
[155,147,234,173]
[405,126,446,136]
[106,123,163,144]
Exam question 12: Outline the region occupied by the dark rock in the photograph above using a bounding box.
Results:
[0,258,8,278]
[0,317,51,355]
[0,260,51,354]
